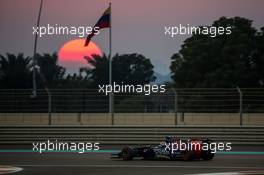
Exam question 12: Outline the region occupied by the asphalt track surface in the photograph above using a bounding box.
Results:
[0,146,264,175]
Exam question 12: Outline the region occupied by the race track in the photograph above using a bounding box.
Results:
[0,146,264,175]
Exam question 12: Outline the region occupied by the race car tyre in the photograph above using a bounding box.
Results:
[201,139,214,160]
[201,150,214,160]
[181,151,194,161]
[142,148,155,160]
[121,146,134,160]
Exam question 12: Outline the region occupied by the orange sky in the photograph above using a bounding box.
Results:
[1,0,264,74]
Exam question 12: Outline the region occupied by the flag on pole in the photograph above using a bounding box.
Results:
[84,3,114,122]
[84,6,111,47]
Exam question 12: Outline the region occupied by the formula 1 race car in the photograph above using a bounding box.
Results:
[111,137,214,161]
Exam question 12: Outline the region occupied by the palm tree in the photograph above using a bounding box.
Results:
[35,53,66,87]
[0,53,32,88]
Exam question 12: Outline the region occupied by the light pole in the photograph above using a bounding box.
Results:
[31,0,43,98]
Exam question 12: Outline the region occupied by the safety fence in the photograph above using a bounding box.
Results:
[0,88,263,113]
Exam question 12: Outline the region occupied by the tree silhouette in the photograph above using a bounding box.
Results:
[170,17,264,88]
[0,53,32,88]
[85,53,156,86]
[35,53,66,88]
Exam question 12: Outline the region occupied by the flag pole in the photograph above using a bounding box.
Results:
[109,2,114,125]
[32,0,43,98]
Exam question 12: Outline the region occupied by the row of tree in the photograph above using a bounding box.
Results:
[0,53,156,89]
[1,17,264,89]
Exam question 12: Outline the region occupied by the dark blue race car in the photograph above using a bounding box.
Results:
[111,137,214,161]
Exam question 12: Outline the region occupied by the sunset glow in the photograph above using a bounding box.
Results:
[58,39,102,71]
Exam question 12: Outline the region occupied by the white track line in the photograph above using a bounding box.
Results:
[0,166,23,174]
[11,164,263,169]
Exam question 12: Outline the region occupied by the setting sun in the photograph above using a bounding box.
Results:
[58,39,102,71]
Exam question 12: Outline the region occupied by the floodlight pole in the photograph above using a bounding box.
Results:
[32,0,43,97]
[109,2,114,125]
